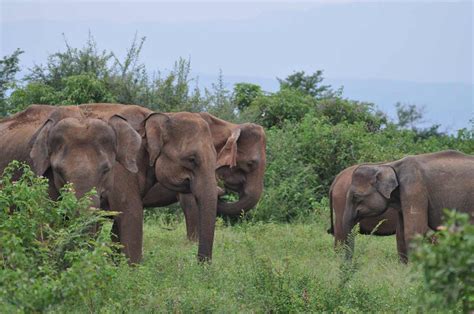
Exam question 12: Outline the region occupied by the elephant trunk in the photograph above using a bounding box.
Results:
[341,194,357,259]
[192,172,218,262]
[217,172,263,216]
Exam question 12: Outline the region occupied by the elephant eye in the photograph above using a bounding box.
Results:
[246,160,258,169]
[183,154,198,168]
[100,163,111,175]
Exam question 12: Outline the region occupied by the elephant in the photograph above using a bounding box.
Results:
[0,105,141,211]
[142,112,267,241]
[342,150,474,263]
[1,103,219,263]
[73,103,219,263]
[328,165,402,259]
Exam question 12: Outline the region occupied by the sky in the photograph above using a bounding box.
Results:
[1,1,473,129]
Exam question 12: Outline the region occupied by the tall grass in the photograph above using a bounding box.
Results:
[46,212,425,313]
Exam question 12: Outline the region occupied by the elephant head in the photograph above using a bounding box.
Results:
[342,165,399,240]
[29,107,141,209]
[143,112,218,261]
[196,113,266,216]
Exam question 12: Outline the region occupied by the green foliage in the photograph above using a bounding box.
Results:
[46,216,421,312]
[278,70,338,99]
[204,70,237,122]
[58,73,116,105]
[247,88,315,128]
[7,82,59,113]
[0,49,24,116]
[27,33,113,89]
[412,210,474,312]
[232,82,263,112]
[0,161,122,312]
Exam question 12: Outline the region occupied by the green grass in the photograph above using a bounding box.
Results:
[48,212,426,313]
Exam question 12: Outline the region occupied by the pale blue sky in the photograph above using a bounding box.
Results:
[1,1,473,129]
[2,1,472,83]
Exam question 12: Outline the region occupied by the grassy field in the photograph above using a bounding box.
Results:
[49,211,426,313]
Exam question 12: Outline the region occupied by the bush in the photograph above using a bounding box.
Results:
[412,210,474,312]
[0,161,121,312]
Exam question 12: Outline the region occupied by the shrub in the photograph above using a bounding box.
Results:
[0,161,121,312]
[412,210,474,312]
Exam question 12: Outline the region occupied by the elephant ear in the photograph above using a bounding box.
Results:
[29,119,55,176]
[109,115,142,174]
[143,112,170,167]
[375,166,399,199]
[217,128,241,168]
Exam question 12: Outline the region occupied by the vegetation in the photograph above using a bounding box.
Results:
[1,34,473,312]
[0,162,122,312]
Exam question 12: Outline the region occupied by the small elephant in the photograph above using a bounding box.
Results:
[342,150,474,262]
[142,112,267,241]
[328,165,401,259]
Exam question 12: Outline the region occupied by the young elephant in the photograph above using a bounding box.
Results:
[342,150,474,262]
[142,112,267,240]
[0,105,140,210]
[328,165,401,259]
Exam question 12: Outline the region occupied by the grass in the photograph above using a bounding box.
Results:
[47,210,426,313]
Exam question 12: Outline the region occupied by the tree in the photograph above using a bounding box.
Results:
[205,70,237,121]
[395,102,442,139]
[232,83,263,112]
[0,49,24,116]
[277,70,338,99]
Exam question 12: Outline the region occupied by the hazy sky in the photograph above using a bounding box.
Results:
[1,1,472,84]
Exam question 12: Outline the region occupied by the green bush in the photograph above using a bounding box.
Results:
[0,161,121,312]
[412,210,474,312]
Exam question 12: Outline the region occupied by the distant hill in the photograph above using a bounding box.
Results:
[197,74,473,132]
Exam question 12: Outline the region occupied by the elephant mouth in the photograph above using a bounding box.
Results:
[216,180,242,203]
[156,177,191,193]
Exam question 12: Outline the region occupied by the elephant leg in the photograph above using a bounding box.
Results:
[396,211,408,264]
[400,187,429,254]
[178,193,199,242]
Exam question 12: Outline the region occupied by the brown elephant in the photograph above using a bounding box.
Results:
[328,165,402,260]
[142,112,267,240]
[0,105,141,210]
[342,150,474,263]
[74,103,219,263]
[1,103,219,263]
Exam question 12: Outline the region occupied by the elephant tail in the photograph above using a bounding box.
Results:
[327,183,335,235]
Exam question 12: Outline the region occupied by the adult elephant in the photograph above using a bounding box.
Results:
[1,103,219,263]
[76,104,219,263]
[142,112,267,240]
[342,150,474,263]
[328,165,401,259]
[0,105,141,210]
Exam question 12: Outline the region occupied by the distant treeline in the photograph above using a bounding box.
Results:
[1,34,473,222]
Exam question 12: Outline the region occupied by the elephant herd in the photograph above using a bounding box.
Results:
[0,104,265,263]
[1,103,473,264]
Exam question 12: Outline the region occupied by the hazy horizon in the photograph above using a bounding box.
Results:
[1,1,472,130]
